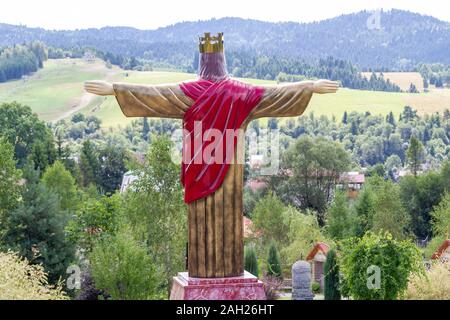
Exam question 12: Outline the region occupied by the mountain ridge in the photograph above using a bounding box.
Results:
[1,9,449,69]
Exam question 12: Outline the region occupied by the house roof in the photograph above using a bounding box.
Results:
[339,172,365,184]
[306,242,330,261]
[431,239,450,260]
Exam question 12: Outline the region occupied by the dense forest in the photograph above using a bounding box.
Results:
[1,10,449,70]
[0,41,47,82]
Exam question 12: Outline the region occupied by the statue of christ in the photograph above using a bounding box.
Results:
[85,32,339,279]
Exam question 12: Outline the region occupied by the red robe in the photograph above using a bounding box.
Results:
[180,79,264,203]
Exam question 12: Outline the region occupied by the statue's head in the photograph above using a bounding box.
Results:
[198,32,228,82]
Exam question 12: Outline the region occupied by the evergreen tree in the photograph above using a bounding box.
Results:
[142,117,150,141]
[408,83,419,93]
[386,111,396,127]
[354,187,376,236]
[350,121,358,135]
[342,111,348,124]
[268,118,279,130]
[79,140,100,187]
[267,242,282,279]
[407,136,424,176]
[324,249,341,300]
[244,246,259,277]
[98,143,129,194]
[3,162,75,284]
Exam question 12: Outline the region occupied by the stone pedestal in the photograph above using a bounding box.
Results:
[170,271,266,300]
[292,260,314,300]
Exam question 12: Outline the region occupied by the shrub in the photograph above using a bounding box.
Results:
[262,275,283,300]
[0,251,67,300]
[244,246,259,277]
[311,282,321,294]
[90,229,161,300]
[403,261,450,300]
[324,249,341,300]
[267,242,282,279]
[339,232,423,300]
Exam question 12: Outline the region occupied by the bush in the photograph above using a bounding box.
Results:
[90,229,161,300]
[267,242,282,279]
[244,246,259,277]
[324,249,341,300]
[339,232,423,300]
[0,251,67,300]
[262,275,283,300]
[404,261,450,300]
[311,282,321,294]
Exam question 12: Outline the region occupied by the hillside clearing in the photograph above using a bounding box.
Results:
[0,59,448,127]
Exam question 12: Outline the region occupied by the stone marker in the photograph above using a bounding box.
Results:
[292,260,314,300]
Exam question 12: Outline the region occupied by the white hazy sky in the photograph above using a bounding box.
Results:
[1,0,449,30]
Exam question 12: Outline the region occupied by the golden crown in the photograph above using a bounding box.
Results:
[199,32,224,53]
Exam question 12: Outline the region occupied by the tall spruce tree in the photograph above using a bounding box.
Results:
[3,162,75,284]
[267,242,282,279]
[79,140,100,187]
[244,246,259,277]
[407,136,424,176]
[324,249,341,300]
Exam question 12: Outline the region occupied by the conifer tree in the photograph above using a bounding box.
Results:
[267,242,282,279]
[244,246,259,277]
[324,249,341,300]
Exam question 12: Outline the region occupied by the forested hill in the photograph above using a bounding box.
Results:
[1,9,449,70]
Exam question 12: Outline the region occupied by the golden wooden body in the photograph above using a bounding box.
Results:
[113,80,313,278]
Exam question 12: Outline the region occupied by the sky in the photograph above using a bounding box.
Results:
[1,0,449,30]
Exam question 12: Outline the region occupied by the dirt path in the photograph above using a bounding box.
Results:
[53,65,118,122]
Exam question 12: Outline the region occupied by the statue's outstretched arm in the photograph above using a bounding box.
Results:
[84,80,192,119]
[250,79,339,119]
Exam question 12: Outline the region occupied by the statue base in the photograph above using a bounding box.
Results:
[170,271,266,300]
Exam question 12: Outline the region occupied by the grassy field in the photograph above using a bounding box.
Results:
[1,59,449,127]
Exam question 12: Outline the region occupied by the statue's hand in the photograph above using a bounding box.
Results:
[84,80,114,96]
[313,79,339,94]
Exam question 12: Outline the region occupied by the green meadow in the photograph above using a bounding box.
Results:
[0,58,448,127]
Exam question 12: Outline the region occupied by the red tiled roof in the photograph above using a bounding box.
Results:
[431,239,450,260]
[306,242,330,261]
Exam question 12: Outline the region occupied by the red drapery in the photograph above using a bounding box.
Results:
[180,79,264,203]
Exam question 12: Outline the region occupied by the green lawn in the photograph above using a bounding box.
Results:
[0,59,117,121]
[1,58,448,126]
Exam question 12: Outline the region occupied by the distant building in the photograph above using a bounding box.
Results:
[83,51,96,63]
[338,172,365,198]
